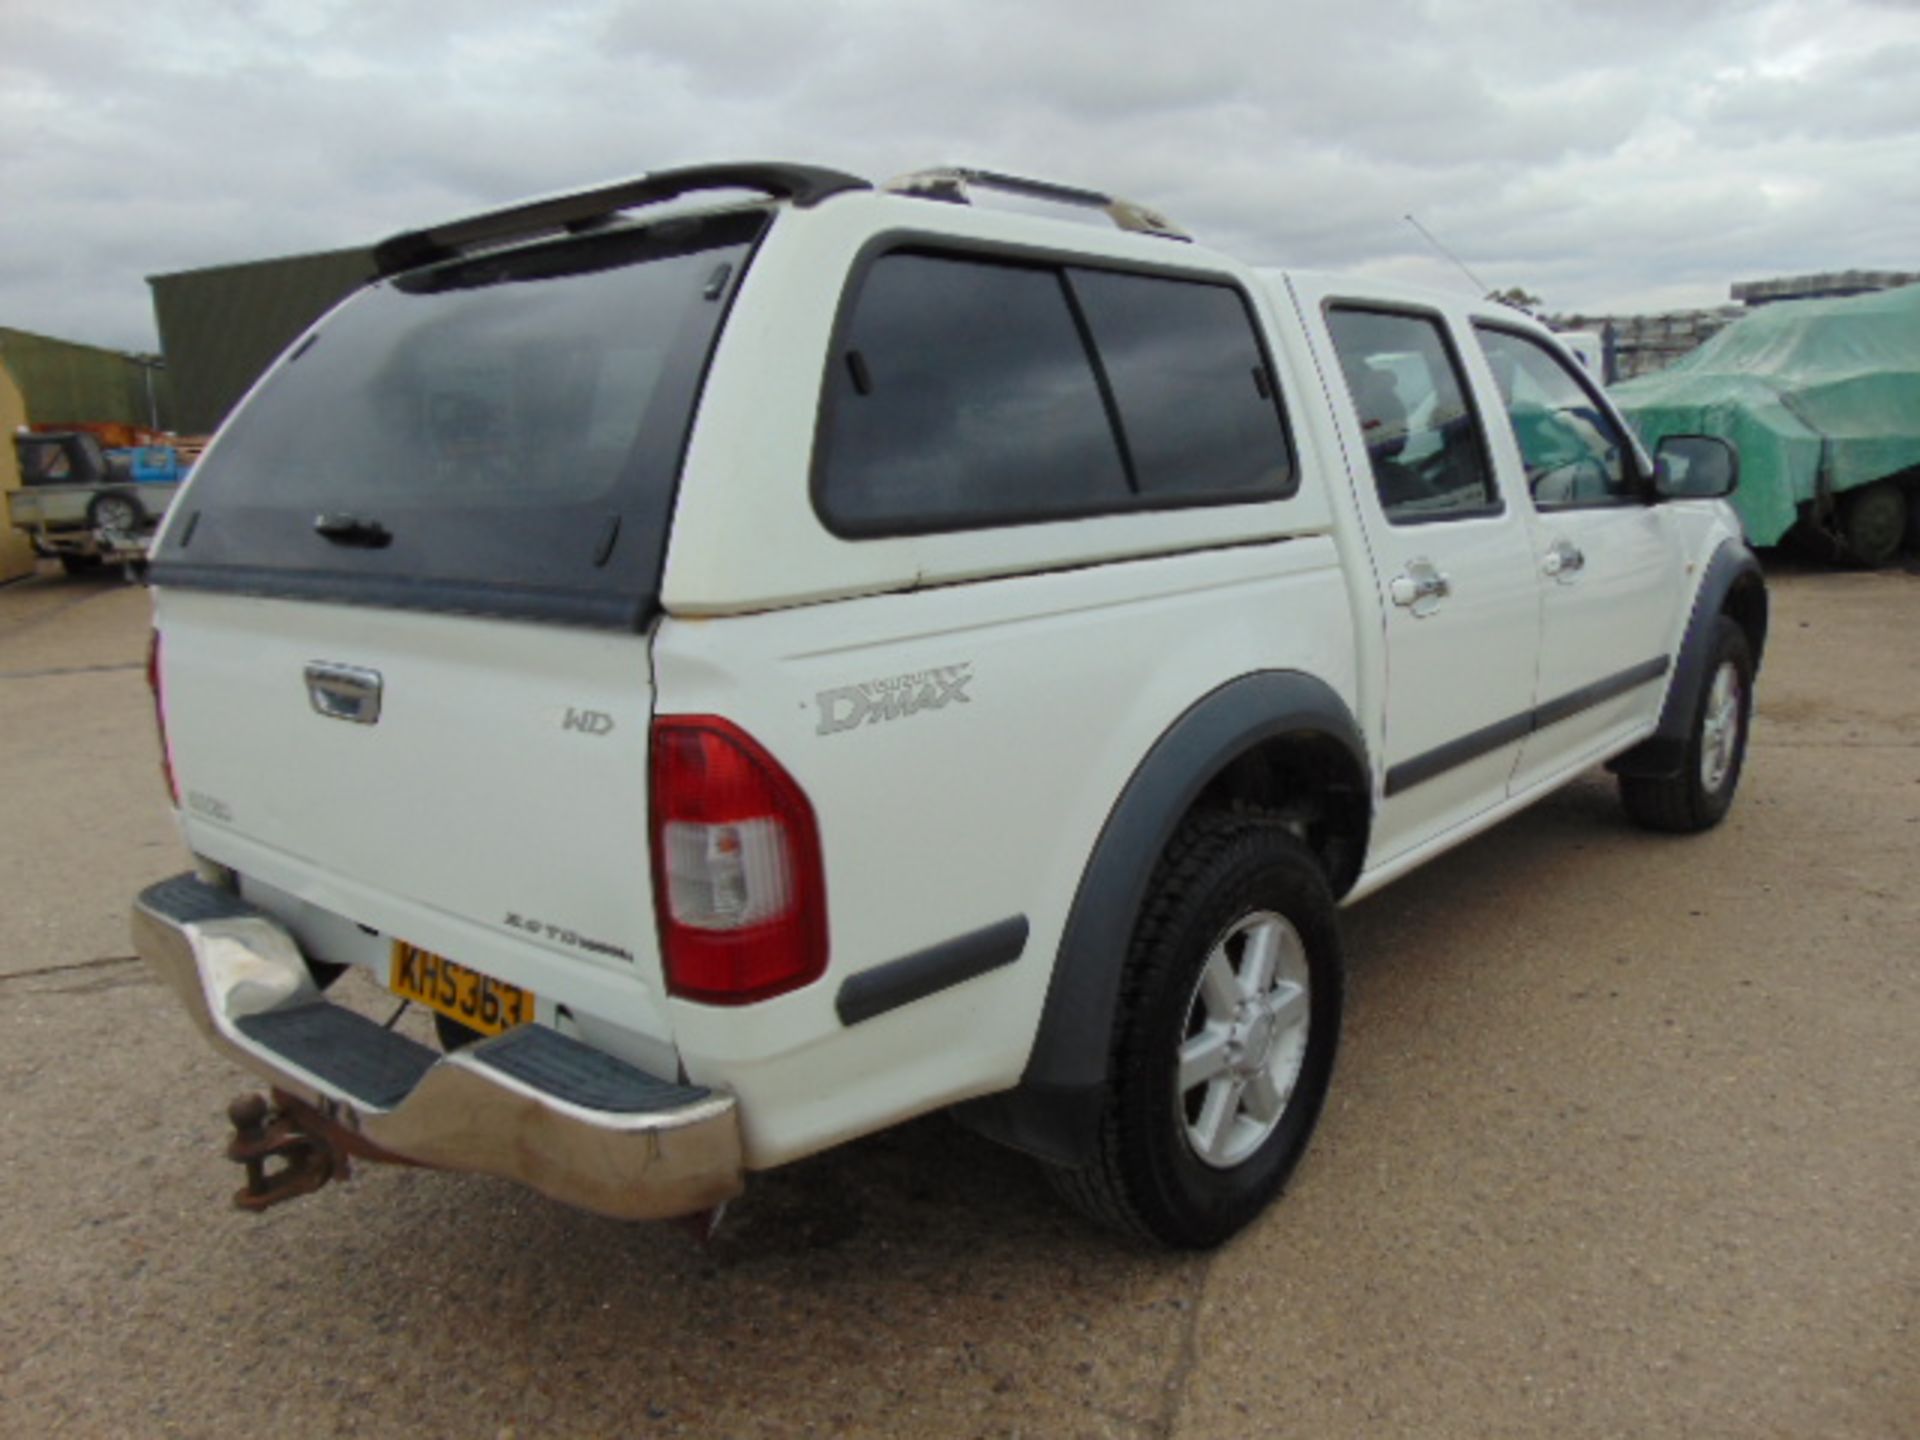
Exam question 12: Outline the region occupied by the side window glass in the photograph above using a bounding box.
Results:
[1475,326,1633,507]
[1067,268,1292,500]
[1324,307,1497,523]
[819,252,1130,533]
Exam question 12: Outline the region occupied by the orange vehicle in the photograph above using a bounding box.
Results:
[29,420,169,449]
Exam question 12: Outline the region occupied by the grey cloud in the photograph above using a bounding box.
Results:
[1699,42,1920,141]
[2,0,1916,354]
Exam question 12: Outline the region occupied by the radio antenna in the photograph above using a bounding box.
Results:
[1403,213,1492,296]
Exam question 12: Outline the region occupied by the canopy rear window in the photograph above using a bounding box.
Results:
[152,209,766,629]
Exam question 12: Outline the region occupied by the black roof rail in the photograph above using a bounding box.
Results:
[372,161,871,277]
[881,166,1191,242]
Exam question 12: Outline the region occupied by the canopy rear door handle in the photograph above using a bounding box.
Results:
[306,663,383,725]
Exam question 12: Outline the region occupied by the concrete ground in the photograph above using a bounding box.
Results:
[0,560,1913,1439]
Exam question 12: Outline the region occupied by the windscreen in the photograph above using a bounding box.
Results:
[152,209,766,628]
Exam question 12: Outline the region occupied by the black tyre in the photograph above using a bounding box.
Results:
[1049,812,1343,1249]
[1619,616,1753,833]
[87,490,145,534]
[57,553,102,576]
[1839,481,1907,567]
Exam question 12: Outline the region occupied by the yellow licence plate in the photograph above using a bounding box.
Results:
[390,941,534,1037]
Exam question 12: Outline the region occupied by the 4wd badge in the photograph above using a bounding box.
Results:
[816,663,973,736]
[562,707,615,736]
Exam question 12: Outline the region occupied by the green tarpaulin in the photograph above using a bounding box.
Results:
[1610,283,1920,546]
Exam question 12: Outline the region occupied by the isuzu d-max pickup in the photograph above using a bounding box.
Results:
[133,163,1764,1248]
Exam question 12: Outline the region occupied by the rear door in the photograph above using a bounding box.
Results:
[1299,288,1542,863]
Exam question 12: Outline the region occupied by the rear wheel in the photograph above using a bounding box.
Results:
[87,490,145,534]
[1839,481,1907,567]
[1048,812,1343,1249]
[1619,616,1753,833]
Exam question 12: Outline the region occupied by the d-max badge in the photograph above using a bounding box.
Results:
[816,662,973,735]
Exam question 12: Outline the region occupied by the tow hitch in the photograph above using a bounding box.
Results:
[219,1087,734,1239]
[223,1092,354,1213]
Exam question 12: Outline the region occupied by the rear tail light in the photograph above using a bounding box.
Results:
[649,716,827,1004]
[147,629,179,805]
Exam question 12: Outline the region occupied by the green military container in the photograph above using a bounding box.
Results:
[148,247,375,436]
[0,327,170,432]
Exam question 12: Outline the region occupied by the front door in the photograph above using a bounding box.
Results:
[1305,293,1542,865]
[1469,324,1684,793]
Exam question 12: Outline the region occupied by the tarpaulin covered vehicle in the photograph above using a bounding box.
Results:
[1611,282,1920,564]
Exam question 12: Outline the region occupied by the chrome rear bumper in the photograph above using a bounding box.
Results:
[133,875,743,1221]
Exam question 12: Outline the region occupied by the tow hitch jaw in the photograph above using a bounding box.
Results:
[134,874,745,1221]
[225,1092,351,1212]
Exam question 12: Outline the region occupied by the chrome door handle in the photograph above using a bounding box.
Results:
[1388,559,1451,615]
[1543,539,1585,578]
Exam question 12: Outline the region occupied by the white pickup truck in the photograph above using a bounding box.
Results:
[133,163,1766,1249]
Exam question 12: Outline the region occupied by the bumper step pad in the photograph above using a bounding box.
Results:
[235,1004,437,1111]
[469,1025,709,1113]
[140,872,262,924]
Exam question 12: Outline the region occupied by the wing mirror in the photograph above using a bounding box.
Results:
[1652,435,1739,500]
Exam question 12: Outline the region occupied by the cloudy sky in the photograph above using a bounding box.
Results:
[4,0,1918,353]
